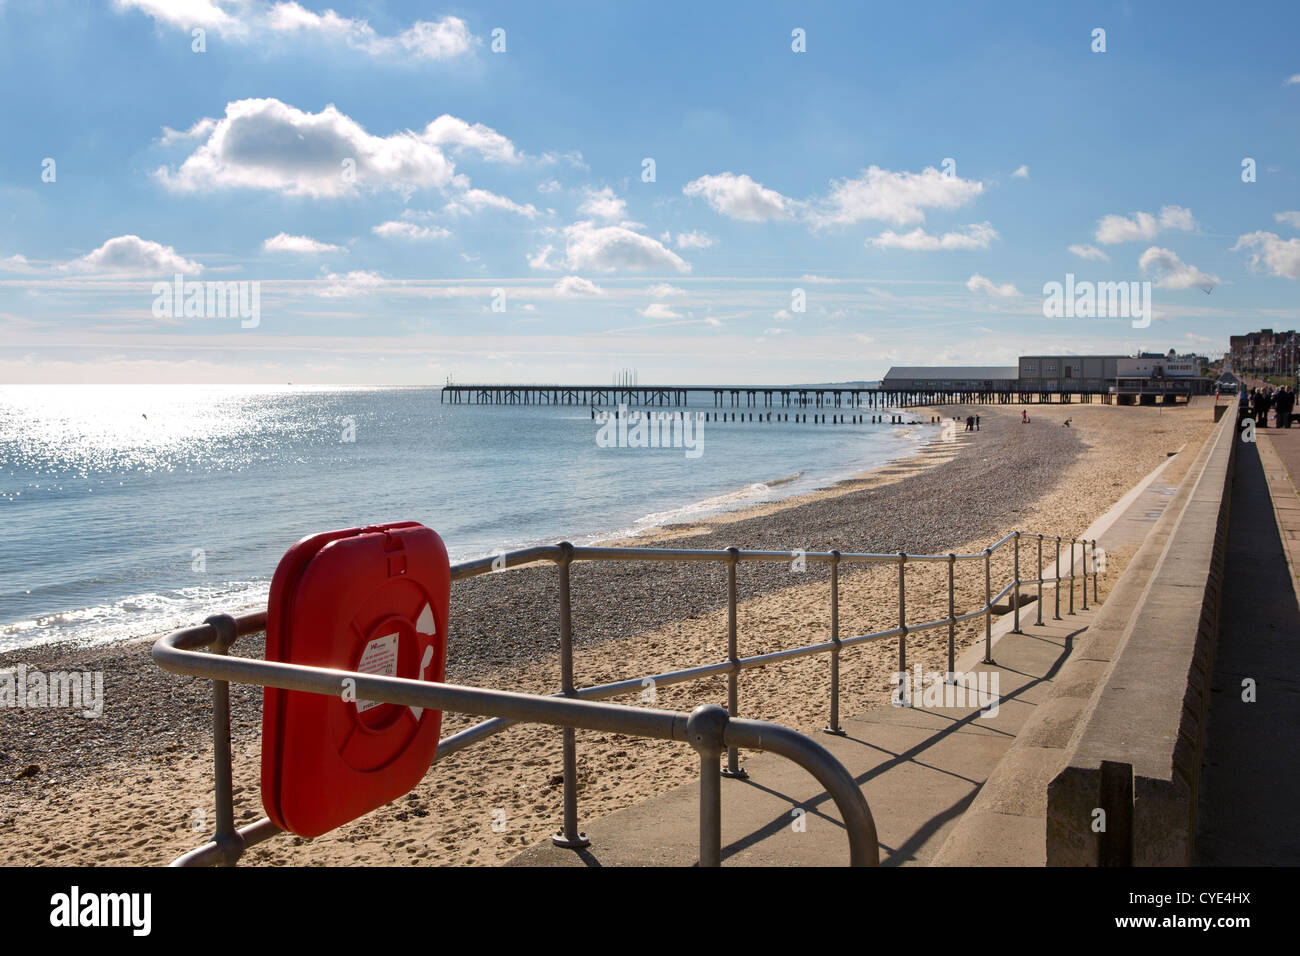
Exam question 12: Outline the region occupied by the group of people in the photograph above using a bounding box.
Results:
[964,414,981,431]
[1238,385,1296,428]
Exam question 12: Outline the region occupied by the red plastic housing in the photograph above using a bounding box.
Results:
[260,522,450,837]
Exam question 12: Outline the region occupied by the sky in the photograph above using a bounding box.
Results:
[1,0,1298,385]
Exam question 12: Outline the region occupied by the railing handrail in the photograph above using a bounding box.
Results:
[155,527,1098,867]
[152,619,878,867]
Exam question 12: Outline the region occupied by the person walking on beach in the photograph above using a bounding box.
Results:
[976,415,981,431]
[965,415,974,432]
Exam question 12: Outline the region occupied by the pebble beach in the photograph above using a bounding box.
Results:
[0,401,1216,866]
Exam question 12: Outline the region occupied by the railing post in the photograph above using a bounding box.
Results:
[203,614,244,867]
[1012,532,1022,634]
[1081,537,1090,611]
[1069,538,1076,615]
[721,547,748,779]
[1092,539,1100,603]
[687,705,729,867]
[946,553,956,682]
[897,553,909,704]
[1054,536,1062,620]
[1036,534,1044,626]
[825,551,845,736]
[983,548,994,664]
[551,542,590,849]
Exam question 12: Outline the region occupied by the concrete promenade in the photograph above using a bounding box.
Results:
[508,455,1177,867]
[1194,426,1300,864]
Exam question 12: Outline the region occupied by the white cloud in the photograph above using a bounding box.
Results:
[1274,211,1300,229]
[966,273,1021,297]
[646,283,685,297]
[867,222,997,251]
[674,230,715,249]
[421,115,521,163]
[1068,243,1110,262]
[1011,165,1030,179]
[1286,74,1300,86]
[159,118,217,146]
[371,221,451,241]
[155,98,462,197]
[263,232,342,253]
[1,254,37,273]
[444,188,539,219]
[527,244,558,271]
[1232,231,1300,279]
[560,221,691,273]
[639,303,683,319]
[683,172,791,222]
[65,235,202,274]
[538,179,561,194]
[577,186,626,221]
[812,165,984,227]
[1095,205,1196,244]
[118,2,476,61]
[1138,246,1220,289]
[553,275,603,296]
[318,270,384,297]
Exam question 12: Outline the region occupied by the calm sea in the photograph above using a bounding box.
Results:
[0,385,930,651]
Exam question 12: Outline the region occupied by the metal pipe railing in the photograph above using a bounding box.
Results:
[153,623,877,866]
[159,528,1097,867]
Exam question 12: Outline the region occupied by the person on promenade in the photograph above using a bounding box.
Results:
[1279,387,1295,428]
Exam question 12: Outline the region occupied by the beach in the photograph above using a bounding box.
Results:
[0,401,1215,866]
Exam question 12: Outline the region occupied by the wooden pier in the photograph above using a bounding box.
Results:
[439,384,1121,408]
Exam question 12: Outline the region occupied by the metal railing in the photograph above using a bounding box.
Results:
[155,529,1098,867]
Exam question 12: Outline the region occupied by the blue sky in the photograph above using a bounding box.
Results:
[1,0,1297,384]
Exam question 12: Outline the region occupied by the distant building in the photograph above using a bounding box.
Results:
[1017,355,1124,393]
[1229,329,1299,377]
[880,366,1018,390]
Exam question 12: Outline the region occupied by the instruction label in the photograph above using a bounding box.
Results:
[355,632,399,714]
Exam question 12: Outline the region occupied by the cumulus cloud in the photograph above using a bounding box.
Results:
[1095,205,1196,244]
[371,221,451,241]
[867,222,998,251]
[444,188,538,219]
[1011,165,1030,179]
[1138,246,1220,290]
[639,303,683,320]
[673,230,715,249]
[155,99,523,201]
[263,232,342,253]
[1068,243,1110,262]
[559,221,690,273]
[117,2,477,60]
[966,273,1021,297]
[1,254,38,273]
[646,283,685,297]
[683,172,791,222]
[553,275,603,296]
[1286,74,1300,86]
[155,99,461,197]
[318,270,384,297]
[812,165,984,227]
[1233,231,1300,279]
[1274,211,1300,229]
[65,235,202,274]
[577,186,627,221]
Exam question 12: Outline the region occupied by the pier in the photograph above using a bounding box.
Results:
[440,384,1121,408]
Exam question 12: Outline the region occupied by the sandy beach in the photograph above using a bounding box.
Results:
[0,401,1216,866]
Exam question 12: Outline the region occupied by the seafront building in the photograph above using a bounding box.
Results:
[883,352,1214,402]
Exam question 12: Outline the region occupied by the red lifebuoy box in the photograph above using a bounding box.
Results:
[260,522,450,837]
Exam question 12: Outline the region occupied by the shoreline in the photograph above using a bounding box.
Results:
[0,401,1216,866]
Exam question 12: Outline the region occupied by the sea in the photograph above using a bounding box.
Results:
[0,385,933,652]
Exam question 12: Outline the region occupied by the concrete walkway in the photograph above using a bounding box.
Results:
[509,609,1094,867]
[1194,427,1300,864]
